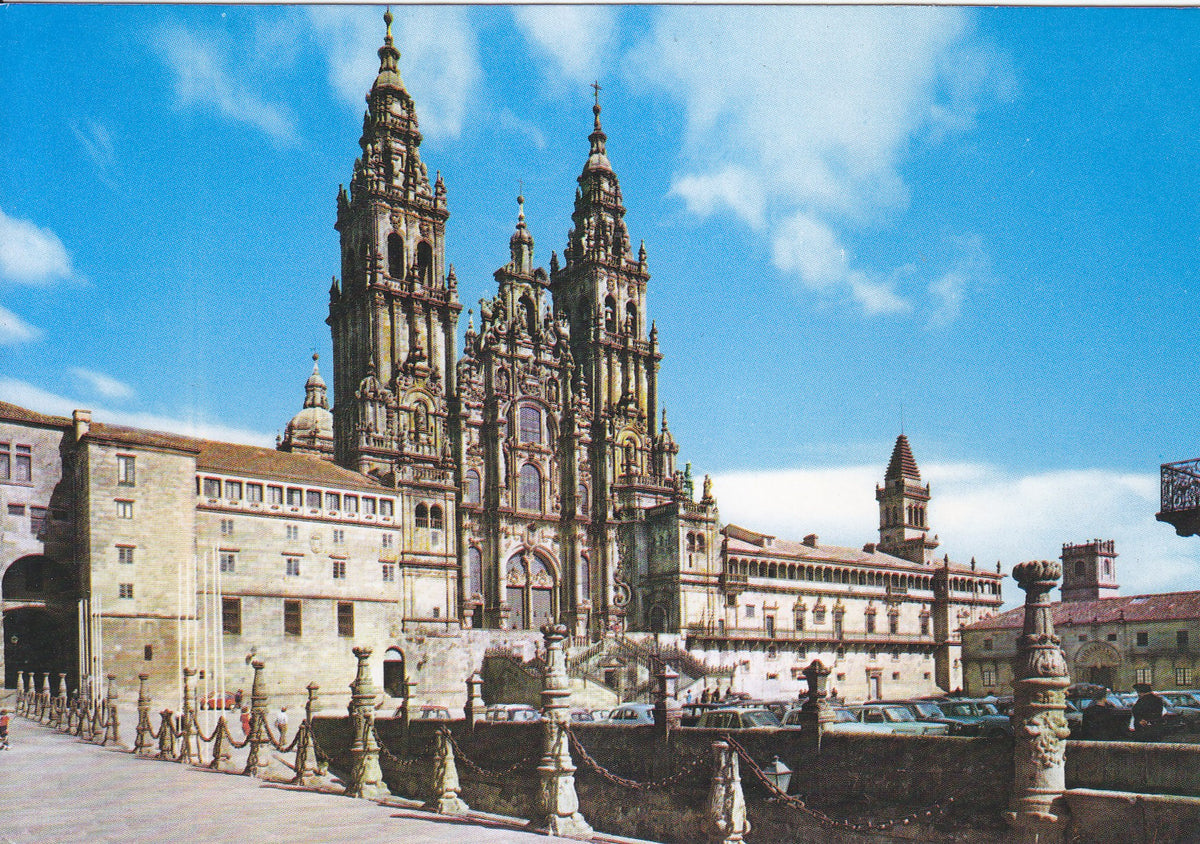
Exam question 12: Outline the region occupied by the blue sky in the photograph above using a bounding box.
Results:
[3,5,1199,603]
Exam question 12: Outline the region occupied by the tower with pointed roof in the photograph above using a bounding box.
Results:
[328,10,460,481]
[546,90,713,633]
[876,434,939,565]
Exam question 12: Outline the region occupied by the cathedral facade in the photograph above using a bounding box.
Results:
[0,15,998,706]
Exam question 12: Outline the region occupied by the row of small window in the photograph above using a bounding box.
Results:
[982,630,1191,650]
[882,504,927,528]
[221,597,357,638]
[745,603,931,636]
[6,503,67,534]
[198,477,394,517]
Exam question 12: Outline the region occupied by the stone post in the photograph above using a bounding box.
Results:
[708,740,750,844]
[533,623,593,838]
[103,674,120,745]
[464,671,486,727]
[17,671,27,715]
[38,672,49,720]
[291,682,321,784]
[1005,560,1072,843]
[424,726,469,814]
[73,689,86,736]
[243,660,270,776]
[180,667,201,764]
[158,709,176,759]
[799,659,835,752]
[652,659,682,738]
[344,646,391,799]
[134,673,153,754]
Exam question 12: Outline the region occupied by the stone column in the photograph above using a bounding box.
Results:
[345,646,391,800]
[464,671,485,727]
[652,660,681,739]
[16,672,26,715]
[134,673,153,754]
[533,623,593,838]
[243,660,270,776]
[707,740,750,844]
[424,726,469,814]
[798,659,835,752]
[1006,560,1072,843]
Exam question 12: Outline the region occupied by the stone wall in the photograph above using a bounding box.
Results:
[1066,739,1200,797]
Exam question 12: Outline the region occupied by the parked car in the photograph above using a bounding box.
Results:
[843,704,950,736]
[783,706,947,736]
[992,695,1084,737]
[680,702,719,727]
[485,704,540,722]
[415,705,452,720]
[934,699,1013,738]
[605,703,656,725]
[589,708,611,722]
[569,708,595,723]
[874,700,980,736]
[199,691,237,710]
[695,707,781,730]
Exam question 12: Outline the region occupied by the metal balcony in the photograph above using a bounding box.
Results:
[1158,458,1200,537]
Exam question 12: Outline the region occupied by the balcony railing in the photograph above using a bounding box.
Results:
[685,624,935,648]
[1158,458,1200,536]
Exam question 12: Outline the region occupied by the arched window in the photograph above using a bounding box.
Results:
[430,505,444,531]
[465,470,481,505]
[1074,560,1085,577]
[519,464,542,512]
[580,554,590,599]
[696,534,706,553]
[519,405,542,444]
[624,300,637,335]
[577,484,588,516]
[468,546,483,597]
[604,295,617,333]
[415,503,429,528]
[520,294,537,336]
[416,241,433,285]
[686,533,696,552]
[528,554,554,628]
[388,232,405,278]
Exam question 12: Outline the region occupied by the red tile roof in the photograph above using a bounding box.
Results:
[963,591,1200,631]
[0,401,71,429]
[885,434,921,482]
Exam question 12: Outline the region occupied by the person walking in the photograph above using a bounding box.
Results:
[274,706,289,745]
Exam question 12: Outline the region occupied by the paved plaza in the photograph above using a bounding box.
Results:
[0,714,591,844]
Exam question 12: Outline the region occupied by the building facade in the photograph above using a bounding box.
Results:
[1,14,1001,706]
[962,539,1200,695]
[685,435,1003,701]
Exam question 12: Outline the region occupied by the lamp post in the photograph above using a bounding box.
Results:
[761,755,792,794]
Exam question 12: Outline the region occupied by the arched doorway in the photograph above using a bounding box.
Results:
[3,555,77,690]
[505,551,556,630]
[1074,641,1121,689]
[383,647,407,698]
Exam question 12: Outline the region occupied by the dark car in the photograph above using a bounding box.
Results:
[875,699,979,736]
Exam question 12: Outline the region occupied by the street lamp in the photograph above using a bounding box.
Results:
[762,755,792,794]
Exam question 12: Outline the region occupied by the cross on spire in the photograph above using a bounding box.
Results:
[591,80,602,105]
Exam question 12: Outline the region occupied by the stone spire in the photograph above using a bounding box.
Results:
[885,433,921,482]
[280,355,334,461]
[372,9,405,93]
[303,353,329,410]
[509,194,534,274]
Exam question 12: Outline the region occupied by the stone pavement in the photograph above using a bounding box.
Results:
[0,715,609,844]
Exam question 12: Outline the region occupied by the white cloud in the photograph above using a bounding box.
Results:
[0,208,73,284]
[307,6,480,141]
[0,306,41,345]
[513,7,616,88]
[70,119,115,169]
[0,378,273,447]
[712,462,1200,611]
[70,368,135,401]
[156,23,298,147]
[927,234,987,328]
[497,108,547,151]
[627,7,1007,320]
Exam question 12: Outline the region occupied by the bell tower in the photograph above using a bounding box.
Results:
[876,434,939,565]
[328,9,460,479]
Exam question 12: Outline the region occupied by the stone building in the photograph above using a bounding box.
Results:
[961,539,1200,695]
[685,435,1004,701]
[1,14,1001,706]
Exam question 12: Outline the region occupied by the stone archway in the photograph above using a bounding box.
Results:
[383,647,407,698]
[504,550,558,631]
[3,555,78,690]
[1073,641,1121,689]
